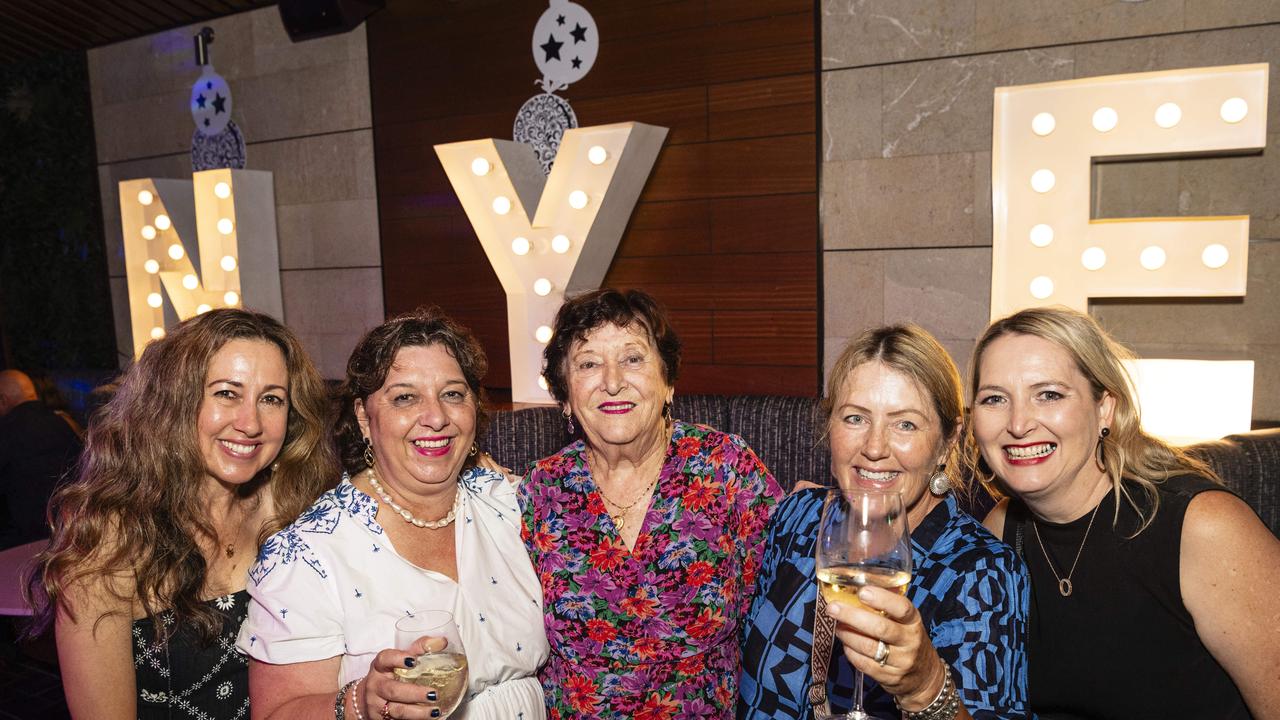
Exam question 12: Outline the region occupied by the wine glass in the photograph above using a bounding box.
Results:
[393,610,470,718]
[814,489,913,720]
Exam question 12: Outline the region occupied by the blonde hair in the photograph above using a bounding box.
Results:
[967,306,1217,533]
[822,324,968,493]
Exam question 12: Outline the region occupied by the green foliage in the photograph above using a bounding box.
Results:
[0,51,116,371]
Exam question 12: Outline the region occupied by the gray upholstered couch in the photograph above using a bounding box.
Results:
[480,395,1280,537]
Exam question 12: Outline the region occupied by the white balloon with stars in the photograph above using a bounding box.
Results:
[190,65,233,137]
[532,0,597,91]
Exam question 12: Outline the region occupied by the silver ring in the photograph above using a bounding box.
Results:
[874,639,889,666]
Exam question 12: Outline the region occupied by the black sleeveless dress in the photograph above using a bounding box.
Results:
[1006,475,1251,719]
[132,590,250,719]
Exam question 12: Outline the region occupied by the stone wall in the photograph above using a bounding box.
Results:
[90,7,382,378]
[821,1,1280,421]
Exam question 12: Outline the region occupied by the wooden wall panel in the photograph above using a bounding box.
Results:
[369,0,819,399]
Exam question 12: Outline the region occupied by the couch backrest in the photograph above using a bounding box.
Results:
[482,397,1280,537]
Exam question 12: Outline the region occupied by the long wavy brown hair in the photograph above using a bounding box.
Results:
[26,309,337,642]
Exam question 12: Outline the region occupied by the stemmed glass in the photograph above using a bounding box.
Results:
[814,489,913,720]
[393,610,470,718]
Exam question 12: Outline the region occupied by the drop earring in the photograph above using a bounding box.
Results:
[928,464,952,496]
[564,411,575,435]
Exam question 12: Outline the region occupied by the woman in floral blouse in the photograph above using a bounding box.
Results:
[521,288,783,719]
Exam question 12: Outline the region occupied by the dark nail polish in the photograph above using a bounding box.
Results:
[427,691,437,702]
[404,656,416,668]
[431,710,440,718]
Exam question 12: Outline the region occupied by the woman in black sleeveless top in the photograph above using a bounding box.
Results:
[966,307,1279,719]
[26,309,335,719]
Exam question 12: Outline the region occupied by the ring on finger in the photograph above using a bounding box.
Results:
[380,701,392,720]
[874,639,889,667]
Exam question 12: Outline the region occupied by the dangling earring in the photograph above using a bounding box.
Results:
[362,437,376,468]
[663,400,673,423]
[1095,427,1110,470]
[468,443,479,457]
[564,411,575,435]
[928,464,952,496]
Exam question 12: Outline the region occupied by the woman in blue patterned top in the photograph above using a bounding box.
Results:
[740,325,1029,720]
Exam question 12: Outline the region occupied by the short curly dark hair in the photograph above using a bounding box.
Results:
[542,288,682,404]
[335,307,489,475]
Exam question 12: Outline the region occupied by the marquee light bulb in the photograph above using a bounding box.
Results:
[587,145,608,165]
[214,182,231,199]
[146,292,163,308]
[196,304,212,314]
[1030,169,1056,193]
[150,326,165,340]
[224,291,240,306]
[551,234,571,254]
[182,274,199,290]
[168,243,185,260]
[1140,246,1167,270]
[533,278,553,296]
[537,375,549,391]
[1202,244,1229,269]
[220,255,237,271]
[141,225,157,240]
[511,236,531,255]
[137,190,154,206]
[217,218,234,235]
[143,259,160,274]
[155,214,171,231]
[1081,247,1107,271]
[1154,102,1182,129]
[1031,112,1055,136]
[471,158,491,176]
[1220,97,1248,124]
[568,190,589,209]
[1029,276,1054,299]
[492,196,512,215]
[535,325,553,343]
[1092,107,1118,132]
[1029,224,1054,248]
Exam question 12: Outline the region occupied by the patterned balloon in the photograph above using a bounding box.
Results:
[513,93,578,175]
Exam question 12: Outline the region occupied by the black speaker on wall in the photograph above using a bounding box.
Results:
[278,0,385,42]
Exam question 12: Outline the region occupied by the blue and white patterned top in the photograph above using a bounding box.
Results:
[235,467,549,720]
[739,489,1030,720]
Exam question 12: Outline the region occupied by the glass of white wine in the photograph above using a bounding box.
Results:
[393,610,469,718]
[814,488,913,720]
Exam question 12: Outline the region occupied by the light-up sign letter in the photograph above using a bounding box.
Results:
[436,122,668,403]
[992,64,1269,442]
[120,168,282,356]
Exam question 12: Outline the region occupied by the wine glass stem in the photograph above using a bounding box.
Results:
[852,668,866,716]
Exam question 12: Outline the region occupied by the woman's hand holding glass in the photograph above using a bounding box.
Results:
[356,611,466,720]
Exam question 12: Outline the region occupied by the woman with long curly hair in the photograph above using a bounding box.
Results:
[27,308,337,719]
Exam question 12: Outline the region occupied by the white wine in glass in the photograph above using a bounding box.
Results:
[814,489,913,720]
[393,610,469,718]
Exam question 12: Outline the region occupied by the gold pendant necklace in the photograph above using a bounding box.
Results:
[1032,501,1102,597]
[590,449,661,533]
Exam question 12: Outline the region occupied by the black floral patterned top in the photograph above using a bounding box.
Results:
[133,589,250,720]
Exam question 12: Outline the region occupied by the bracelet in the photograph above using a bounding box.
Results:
[351,677,366,720]
[896,662,960,720]
[335,679,360,720]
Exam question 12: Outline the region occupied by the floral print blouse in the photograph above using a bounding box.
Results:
[520,421,783,720]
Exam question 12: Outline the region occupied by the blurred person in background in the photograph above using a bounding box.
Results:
[0,369,82,549]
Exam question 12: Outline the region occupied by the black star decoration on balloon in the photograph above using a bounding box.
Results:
[556,14,565,25]
[211,93,227,114]
[196,93,207,109]
[571,56,582,69]
[206,81,213,90]
[540,34,563,61]
[570,23,588,43]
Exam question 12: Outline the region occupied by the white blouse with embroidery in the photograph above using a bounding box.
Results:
[236,467,549,720]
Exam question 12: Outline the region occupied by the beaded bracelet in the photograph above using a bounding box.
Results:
[896,662,960,720]
[351,677,366,720]
[335,678,360,720]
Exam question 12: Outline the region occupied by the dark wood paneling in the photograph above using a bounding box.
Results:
[369,0,819,397]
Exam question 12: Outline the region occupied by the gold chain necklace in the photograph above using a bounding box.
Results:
[1032,501,1102,597]
[589,448,662,533]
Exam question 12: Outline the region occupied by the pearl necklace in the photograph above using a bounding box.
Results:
[366,467,460,529]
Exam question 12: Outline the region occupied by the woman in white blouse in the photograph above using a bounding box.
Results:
[238,309,548,720]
